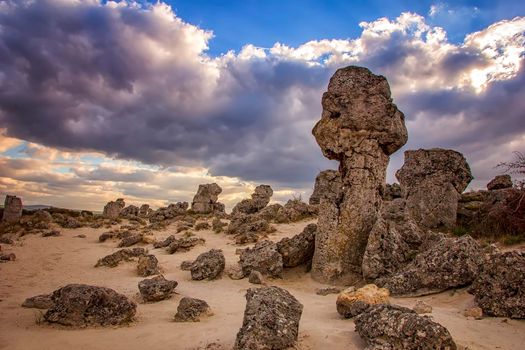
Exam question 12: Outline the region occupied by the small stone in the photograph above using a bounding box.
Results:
[248,270,264,284]
[0,253,16,261]
[138,275,178,302]
[194,222,210,231]
[118,233,143,247]
[227,264,245,280]
[315,287,341,296]
[22,294,53,309]
[173,297,212,322]
[153,235,176,249]
[137,254,159,277]
[42,230,61,237]
[336,284,390,318]
[180,260,194,271]
[463,307,483,318]
[95,248,147,267]
[73,234,86,238]
[412,300,432,314]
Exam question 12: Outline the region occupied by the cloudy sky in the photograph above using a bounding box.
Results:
[0,0,524,211]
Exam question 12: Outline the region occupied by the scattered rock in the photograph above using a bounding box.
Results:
[117,233,143,247]
[463,307,483,318]
[138,275,178,302]
[227,263,245,280]
[62,216,82,229]
[180,260,194,271]
[194,222,210,231]
[167,236,205,254]
[120,205,139,218]
[189,249,225,281]
[153,235,176,249]
[212,218,227,233]
[311,66,408,285]
[44,284,136,327]
[232,185,273,215]
[248,270,264,285]
[95,248,147,267]
[103,198,126,219]
[413,300,432,314]
[174,297,212,322]
[0,253,16,261]
[239,240,283,278]
[139,204,152,217]
[137,254,159,277]
[2,195,22,223]
[191,183,225,214]
[354,304,457,350]
[22,294,53,309]
[234,286,303,350]
[0,237,14,244]
[42,230,61,237]
[468,251,525,318]
[315,287,341,296]
[149,202,189,222]
[277,223,316,267]
[487,174,513,190]
[336,284,390,318]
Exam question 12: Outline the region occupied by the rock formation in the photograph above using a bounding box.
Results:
[138,275,178,302]
[137,254,159,277]
[95,248,147,268]
[234,286,303,350]
[103,198,125,219]
[2,195,22,223]
[238,240,283,278]
[191,183,225,214]
[232,185,273,215]
[174,297,212,322]
[149,202,188,222]
[188,249,225,280]
[309,170,339,205]
[44,284,136,327]
[22,294,54,309]
[396,148,472,229]
[487,174,513,190]
[277,223,316,267]
[336,284,390,318]
[311,66,408,284]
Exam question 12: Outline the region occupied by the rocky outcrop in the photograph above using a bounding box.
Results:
[103,198,125,219]
[44,284,136,327]
[336,284,390,318]
[2,195,22,223]
[120,205,139,217]
[234,286,303,350]
[139,204,151,217]
[487,174,513,190]
[153,235,176,249]
[238,240,283,278]
[469,251,525,319]
[188,249,225,280]
[174,297,212,322]
[277,223,316,267]
[397,148,472,229]
[191,183,224,214]
[95,248,147,267]
[138,275,178,302]
[309,170,339,205]
[232,185,273,215]
[137,254,159,277]
[226,214,273,244]
[311,66,408,285]
[117,233,143,247]
[22,294,54,309]
[378,235,483,296]
[354,304,456,350]
[149,202,188,222]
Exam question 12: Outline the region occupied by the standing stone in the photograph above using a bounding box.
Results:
[311,66,407,284]
[309,170,339,205]
[103,198,125,219]
[2,195,22,223]
[191,183,225,214]
[396,149,472,229]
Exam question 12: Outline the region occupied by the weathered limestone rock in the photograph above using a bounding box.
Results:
[413,300,433,314]
[468,251,525,318]
[174,297,212,322]
[239,240,283,278]
[44,284,136,327]
[336,284,390,318]
[487,174,513,190]
[22,294,53,309]
[117,233,143,247]
[309,170,339,205]
[149,202,188,222]
[153,235,176,249]
[212,217,227,233]
[95,248,147,267]
[354,304,457,350]
[191,183,224,214]
[103,198,125,219]
[232,185,273,215]
[383,183,402,201]
[2,195,22,223]
[248,270,264,285]
[463,307,483,318]
[138,275,178,302]
[277,223,316,267]
[189,249,225,280]
[378,235,483,296]
[137,254,159,277]
[139,204,151,217]
[311,66,408,285]
[397,148,472,229]
[166,236,205,254]
[234,286,303,350]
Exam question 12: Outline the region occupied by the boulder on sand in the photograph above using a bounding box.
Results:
[336,284,390,318]
[238,240,283,279]
[138,275,178,302]
[188,249,225,281]
[174,297,212,322]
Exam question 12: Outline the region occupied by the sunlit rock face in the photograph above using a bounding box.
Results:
[311,66,407,285]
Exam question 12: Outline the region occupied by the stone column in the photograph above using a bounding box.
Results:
[311,66,407,284]
[2,195,23,223]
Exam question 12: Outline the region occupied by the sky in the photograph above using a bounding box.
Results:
[0,0,524,211]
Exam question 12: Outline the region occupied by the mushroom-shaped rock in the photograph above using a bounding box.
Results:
[43,284,136,327]
[189,249,225,280]
[396,148,473,229]
[191,183,224,214]
[336,284,390,318]
[234,286,303,350]
[311,66,408,285]
[174,297,212,322]
[2,195,22,223]
[138,275,178,302]
[354,304,457,350]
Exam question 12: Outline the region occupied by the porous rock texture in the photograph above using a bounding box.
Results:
[149,202,188,223]
[137,254,159,277]
[309,170,339,205]
[189,249,225,280]
[238,240,283,278]
[2,195,22,223]
[234,286,303,350]
[232,185,273,215]
[311,66,407,285]
[487,174,513,190]
[354,304,457,350]
[191,183,225,214]
[22,294,54,309]
[277,223,317,267]
[396,148,472,229]
[103,198,125,219]
[336,284,390,318]
[95,248,147,268]
[166,236,205,254]
[174,297,212,322]
[378,235,483,296]
[138,275,178,302]
[469,251,525,319]
[44,284,136,327]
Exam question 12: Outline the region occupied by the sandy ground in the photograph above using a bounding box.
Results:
[1,219,524,350]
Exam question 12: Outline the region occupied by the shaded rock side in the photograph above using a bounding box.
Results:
[277,223,316,267]
[189,249,225,280]
[103,198,125,219]
[232,185,273,215]
[312,66,408,285]
[239,240,283,278]
[354,304,457,350]
[138,275,178,302]
[44,284,136,327]
[309,170,339,205]
[234,286,303,350]
[487,174,513,190]
[95,248,147,267]
[191,183,224,214]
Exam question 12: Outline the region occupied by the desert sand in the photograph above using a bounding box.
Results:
[1,219,524,350]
